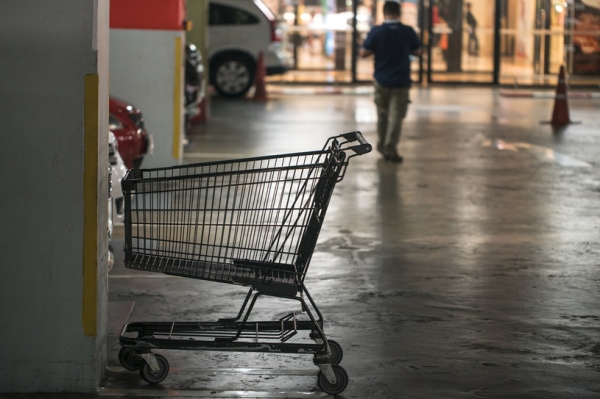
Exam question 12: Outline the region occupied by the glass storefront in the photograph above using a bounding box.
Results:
[263,0,600,87]
[427,0,496,83]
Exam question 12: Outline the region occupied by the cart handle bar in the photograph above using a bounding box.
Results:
[338,131,372,156]
[329,131,372,182]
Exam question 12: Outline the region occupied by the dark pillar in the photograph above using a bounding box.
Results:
[444,0,464,72]
[334,0,347,71]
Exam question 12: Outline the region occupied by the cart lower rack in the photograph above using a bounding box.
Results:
[117,132,371,395]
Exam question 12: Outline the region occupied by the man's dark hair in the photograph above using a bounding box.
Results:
[383,1,401,16]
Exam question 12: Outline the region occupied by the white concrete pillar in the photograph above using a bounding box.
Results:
[110,29,186,168]
[109,0,187,168]
[0,0,109,392]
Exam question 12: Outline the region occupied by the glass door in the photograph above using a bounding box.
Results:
[354,0,423,84]
[267,0,355,84]
[267,0,425,85]
[426,0,498,83]
[498,0,562,85]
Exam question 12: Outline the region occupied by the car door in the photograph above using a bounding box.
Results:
[208,1,266,57]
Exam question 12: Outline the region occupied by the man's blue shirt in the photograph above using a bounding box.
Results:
[363,21,422,88]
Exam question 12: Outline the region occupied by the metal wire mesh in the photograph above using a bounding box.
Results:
[122,149,344,291]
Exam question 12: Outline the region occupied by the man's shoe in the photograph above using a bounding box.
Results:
[385,153,404,163]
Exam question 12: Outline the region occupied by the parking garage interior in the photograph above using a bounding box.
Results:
[1,0,600,398]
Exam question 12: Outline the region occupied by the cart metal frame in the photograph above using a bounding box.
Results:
[117,132,371,394]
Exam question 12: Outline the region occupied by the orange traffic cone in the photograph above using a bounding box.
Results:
[548,65,572,126]
[253,51,268,102]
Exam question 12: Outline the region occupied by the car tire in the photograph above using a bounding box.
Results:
[211,54,254,98]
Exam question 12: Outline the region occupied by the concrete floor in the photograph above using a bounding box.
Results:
[101,87,600,399]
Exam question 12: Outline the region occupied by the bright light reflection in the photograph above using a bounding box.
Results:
[354,101,376,123]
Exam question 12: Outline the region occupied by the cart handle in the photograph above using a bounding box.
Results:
[330,131,372,182]
[339,131,372,155]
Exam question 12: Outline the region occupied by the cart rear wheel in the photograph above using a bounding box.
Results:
[327,340,343,366]
[317,365,348,395]
[140,354,169,384]
[118,347,143,371]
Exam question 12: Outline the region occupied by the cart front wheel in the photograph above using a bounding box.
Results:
[140,354,169,384]
[327,340,343,366]
[317,365,348,395]
[118,347,143,371]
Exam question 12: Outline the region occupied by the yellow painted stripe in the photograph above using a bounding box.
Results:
[173,35,182,160]
[83,74,99,336]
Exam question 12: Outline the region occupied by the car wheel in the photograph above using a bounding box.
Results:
[212,55,254,98]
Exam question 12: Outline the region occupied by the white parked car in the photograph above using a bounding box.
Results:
[109,132,127,229]
[208,0,292,97]
[108,132,127,271]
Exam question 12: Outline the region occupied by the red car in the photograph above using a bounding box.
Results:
[109,97,152,169]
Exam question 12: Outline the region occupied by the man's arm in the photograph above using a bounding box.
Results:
[360,30,374,58]
[360,48,373,58]
[410,28,423,57]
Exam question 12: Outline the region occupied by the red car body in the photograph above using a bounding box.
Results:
[109,97,151,169]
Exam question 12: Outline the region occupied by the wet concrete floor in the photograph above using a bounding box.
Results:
[103,87,600,399]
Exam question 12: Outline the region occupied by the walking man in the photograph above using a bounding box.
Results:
[466,2,479,55]
[360,0,422,163]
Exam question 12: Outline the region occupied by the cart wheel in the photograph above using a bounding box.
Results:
[317,365,348,395]
[327,340,343,366]
[118,347,143,371]
[140,354,169,384]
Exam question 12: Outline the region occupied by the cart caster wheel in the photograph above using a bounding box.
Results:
[118,347,143,371]
[327,340,343,366]
[317,365,348,395]
[140,354,169,384]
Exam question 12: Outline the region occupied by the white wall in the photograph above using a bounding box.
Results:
[0,0,109,392]
[110,29,185,169]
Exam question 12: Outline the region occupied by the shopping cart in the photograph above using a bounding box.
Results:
[117,132,371,395]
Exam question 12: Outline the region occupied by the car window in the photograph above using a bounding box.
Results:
[209,3,260,25]
[109,114,123,130]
